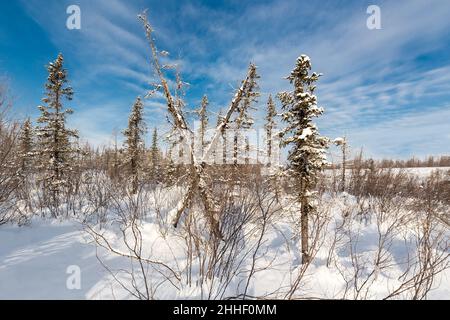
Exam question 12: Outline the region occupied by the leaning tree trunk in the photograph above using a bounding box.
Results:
[140,12,258,240]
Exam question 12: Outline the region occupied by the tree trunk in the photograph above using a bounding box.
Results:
[131,157,138,195]
[301,195,310,264]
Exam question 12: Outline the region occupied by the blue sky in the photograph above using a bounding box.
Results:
[0,0,449,159]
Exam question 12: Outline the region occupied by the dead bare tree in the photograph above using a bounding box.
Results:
[333,137,348,192]
[383,174,450,300]
[139,11,259,240]
[0,84,23,225]
[84,190,182,300]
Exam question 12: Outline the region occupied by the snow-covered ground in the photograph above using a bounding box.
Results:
[325,167,450,177]
[0,219,109,299]
[1,193,448,300]
[0,167,449,300]
[393,167,450,178]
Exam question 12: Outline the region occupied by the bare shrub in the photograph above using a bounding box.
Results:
[0,85,25,225]
[85,214,181,300]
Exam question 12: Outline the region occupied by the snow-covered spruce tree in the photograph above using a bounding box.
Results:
[216,109,227,165]
[123,97,146,194]
[18,118,34,173]
[164,150,177,186]
[197,95,209,152]
[150,127,161,183]
[265,95,277,166]
[109,128,122,180]
[36,54,79,208]
[264,95,283,201]
[278,55,329,264]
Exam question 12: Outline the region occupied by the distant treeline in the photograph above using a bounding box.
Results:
[330,155,450,169]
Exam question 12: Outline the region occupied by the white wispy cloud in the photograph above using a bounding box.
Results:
[17,0,450,158]
[349,106,450,159]
[167,0,450,158]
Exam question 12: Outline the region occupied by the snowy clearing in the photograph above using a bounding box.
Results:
[1,189,448,300]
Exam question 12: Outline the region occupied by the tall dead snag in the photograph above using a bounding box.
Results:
[233,71,259,163]
[279,55,329,264]
[231,69,259,183]
[334,136,348,192]
[202,65,259,163]
[139,11,259,239]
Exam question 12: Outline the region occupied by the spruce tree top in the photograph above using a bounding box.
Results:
[42,53,74,109]
[123,97,146,151]
[279,55,329,184]
[265,95,277,131]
